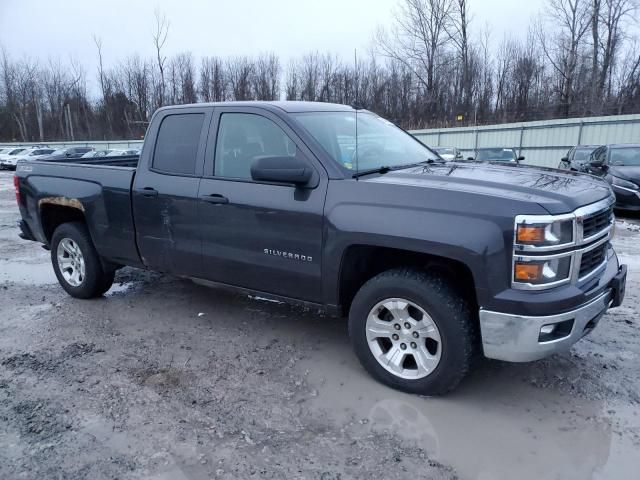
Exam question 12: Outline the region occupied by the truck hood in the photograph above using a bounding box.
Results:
[362,162,612,214]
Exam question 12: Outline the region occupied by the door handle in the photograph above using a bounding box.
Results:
[200,193,229,204]
[137,187,158,197]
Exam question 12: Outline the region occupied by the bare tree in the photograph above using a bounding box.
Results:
[537,0,592,117]
[93,35,113,137]
[200,56,227,102]
[377,0,455,107]
[597,0,637,99]
[252,53,280,100]
[448,0,472,115]
[152,8,170,108]
[226,56,254,100]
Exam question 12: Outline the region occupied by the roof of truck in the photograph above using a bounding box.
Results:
[156,101,356,114]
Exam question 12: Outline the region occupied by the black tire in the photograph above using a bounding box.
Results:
[348,268,477,395]
[50,222,114,299]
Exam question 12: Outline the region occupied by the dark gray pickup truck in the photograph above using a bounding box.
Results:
[14,101,627,395]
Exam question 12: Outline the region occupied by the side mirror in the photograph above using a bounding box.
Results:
[65,152,71,157]
[589,158,605,169]
[517,156,525,161]
[467,156,475,161]
[561,156,569,162]
[251,155,313,186]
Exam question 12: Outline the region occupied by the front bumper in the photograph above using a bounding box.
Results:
[479,265,627,362]
[612,185,640,211]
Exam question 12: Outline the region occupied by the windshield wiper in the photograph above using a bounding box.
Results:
[352,159,442,179]
[352,165,392,178]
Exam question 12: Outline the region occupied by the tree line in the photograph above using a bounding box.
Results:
[1,0,639,142]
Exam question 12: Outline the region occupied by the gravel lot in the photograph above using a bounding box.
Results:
[1,169,639,479]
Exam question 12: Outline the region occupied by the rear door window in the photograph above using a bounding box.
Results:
[153,113,205,175]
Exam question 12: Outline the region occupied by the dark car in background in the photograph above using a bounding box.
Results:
[469,148,524,163]
[559,145,601,171]
[43,146,95,161]
[584,144,640,211]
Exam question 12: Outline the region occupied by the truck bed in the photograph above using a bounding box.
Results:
[16,158,142,268]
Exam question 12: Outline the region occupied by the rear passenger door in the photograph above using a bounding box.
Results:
[197,106,327,302]
[133,107,212,276]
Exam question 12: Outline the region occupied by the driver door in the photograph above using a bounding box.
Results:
[197,107,328,302]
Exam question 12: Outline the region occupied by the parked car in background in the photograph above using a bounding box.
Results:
[0,147,31,169]
[81,149,116,158]
[107,149,141,156]
[81,149,141,159]
[2,148,57,170]
[584,144,640,211]
[43,146,95,161]
[120,149,141,156]
[559,145,601,171]
[432,147,463,161]
[469,148,524,163]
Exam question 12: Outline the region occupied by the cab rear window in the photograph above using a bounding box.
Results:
[153,114,204,175]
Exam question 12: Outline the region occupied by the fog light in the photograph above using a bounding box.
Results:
[540,324,556,335]
[538,319,574,342]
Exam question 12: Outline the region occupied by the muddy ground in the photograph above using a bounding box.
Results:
[0,170,639,480]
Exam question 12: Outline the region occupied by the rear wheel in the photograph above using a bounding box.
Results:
[51,222,114,299]
[348,268,476,395]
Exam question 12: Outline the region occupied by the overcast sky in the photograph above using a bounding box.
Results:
[0,0,544,92]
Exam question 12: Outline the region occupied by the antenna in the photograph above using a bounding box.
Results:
[354,48,359,179]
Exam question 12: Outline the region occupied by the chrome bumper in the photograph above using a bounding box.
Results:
[479,289,612,362]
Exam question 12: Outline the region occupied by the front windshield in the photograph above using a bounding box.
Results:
[9,148,25,155]
[434,148,454,155]
[610,147,640,166]
[573,147,597,162]
[475,148,516,162]
[293,112,439,171]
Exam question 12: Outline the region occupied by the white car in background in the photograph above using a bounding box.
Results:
[0,147,31,169]
[6,148,57,169]
[81,149,140,159]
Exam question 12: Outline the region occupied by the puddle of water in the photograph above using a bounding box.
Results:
[298,343,639,480]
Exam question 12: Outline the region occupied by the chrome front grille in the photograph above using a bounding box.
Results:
[582,206,614,241]
[579,243,607,278]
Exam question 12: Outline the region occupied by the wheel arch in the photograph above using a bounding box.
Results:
[337,244,479,317]
[39,199,86,244]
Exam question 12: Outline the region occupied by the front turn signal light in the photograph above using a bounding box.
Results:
[516,225,545,243]
[514,263,542,281]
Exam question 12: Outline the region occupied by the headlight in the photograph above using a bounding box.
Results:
[514,256,572,285]
[611,176,638,190]
[515,218,574,247]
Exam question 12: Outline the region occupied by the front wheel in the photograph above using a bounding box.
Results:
[51,222,114,299]
[348,268,477,395]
